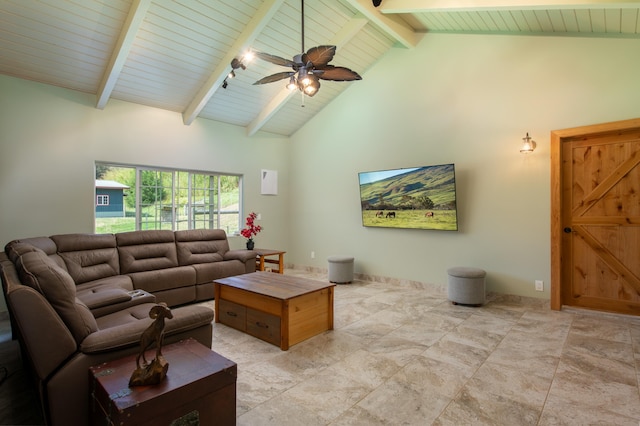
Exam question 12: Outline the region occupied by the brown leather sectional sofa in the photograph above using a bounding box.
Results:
[0,229,255,425]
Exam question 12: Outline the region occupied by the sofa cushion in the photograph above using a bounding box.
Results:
[191,261,246,284]
[75,274,134,293]
[5,238,67,269]
[6,237,57,257]
[127,265,196,293]
[116,230,178,273]
[51,233,120,284]
[175,229,229,265]
[5,242,40,262]
[83,303,214,353]
[14,249,98,344]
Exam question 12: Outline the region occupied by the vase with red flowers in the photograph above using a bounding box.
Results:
[240,212,262,250]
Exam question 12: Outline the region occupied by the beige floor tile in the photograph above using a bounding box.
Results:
[3,269,640,426]
[354,378,452,425]
[539,394,640,426]
[434,388,541,426]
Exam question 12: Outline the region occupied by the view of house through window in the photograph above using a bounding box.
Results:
[95,163,242,235]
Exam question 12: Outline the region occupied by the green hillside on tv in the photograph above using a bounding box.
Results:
[358,164,458,231]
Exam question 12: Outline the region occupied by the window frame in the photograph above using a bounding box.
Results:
[96,194,110,206]
[95,162,243,235]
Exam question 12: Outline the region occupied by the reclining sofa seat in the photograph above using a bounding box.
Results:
[0,228,255,425]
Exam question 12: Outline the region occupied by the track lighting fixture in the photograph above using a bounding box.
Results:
[230,57,246,70]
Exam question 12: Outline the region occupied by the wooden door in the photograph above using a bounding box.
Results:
[551,118,640,315]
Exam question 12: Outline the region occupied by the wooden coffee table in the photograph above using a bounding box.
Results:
[214,272,335,350]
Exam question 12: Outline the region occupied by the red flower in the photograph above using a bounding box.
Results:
[240,212,262,240]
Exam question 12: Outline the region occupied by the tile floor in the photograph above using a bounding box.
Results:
[1,268,639,425]
[212,269,640,425]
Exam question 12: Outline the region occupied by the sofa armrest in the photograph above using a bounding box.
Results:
[7,286,77,380]
[77,288,132,309]
[224,249,256,263]
[78,287,157,318]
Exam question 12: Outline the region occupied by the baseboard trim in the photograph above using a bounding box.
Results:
[286,263,550,310]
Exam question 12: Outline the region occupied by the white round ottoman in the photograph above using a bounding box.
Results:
[447,267,486,306]
[328,256,354,284]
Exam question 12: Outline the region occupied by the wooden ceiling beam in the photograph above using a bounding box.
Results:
[344,0,418,48]
[182,0,285,126]
[378,0,640,13]
[96,0,151,109]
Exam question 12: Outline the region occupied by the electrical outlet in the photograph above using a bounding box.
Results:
[311,251,315,259]
[535,280,544,291]
[256,213,261,220]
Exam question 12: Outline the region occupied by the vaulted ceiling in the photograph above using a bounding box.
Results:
[2,1,639,137]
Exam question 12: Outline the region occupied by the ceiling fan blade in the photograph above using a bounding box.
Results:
[316,65,362,81]
[254,51,297,68]
[253,72,295,85]
[303,46,336,67]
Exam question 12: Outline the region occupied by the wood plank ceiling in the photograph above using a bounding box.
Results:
[1,0,639,137]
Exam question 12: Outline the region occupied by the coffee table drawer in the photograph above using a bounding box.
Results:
[246,309,281,346]
[218,299,246,331]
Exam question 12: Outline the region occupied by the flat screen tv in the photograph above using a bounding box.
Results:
[358,163,458,231]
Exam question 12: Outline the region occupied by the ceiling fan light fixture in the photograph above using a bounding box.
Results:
[298,67,311,86]
[286,76,297,91]
[304,85,317,96]
[227,70,235,79]
[302,75,320,96]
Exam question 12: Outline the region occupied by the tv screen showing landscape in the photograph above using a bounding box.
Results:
[358,164,458,231]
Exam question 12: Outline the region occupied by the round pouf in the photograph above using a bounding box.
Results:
[447,267,486,306]
[328,256,354,284]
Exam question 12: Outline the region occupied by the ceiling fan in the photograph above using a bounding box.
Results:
[251,0,362,97]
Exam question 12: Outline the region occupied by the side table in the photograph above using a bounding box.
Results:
[254,248,286,274]
[89,338,236,426]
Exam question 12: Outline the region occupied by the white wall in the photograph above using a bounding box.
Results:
[2,33,640,315]
[288,33,640,298]
[0,76,290,311]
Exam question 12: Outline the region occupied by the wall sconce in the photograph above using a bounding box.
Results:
[520,132,536,153]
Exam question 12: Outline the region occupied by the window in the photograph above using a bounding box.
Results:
[95,163,242,235]
[96,195,109,206]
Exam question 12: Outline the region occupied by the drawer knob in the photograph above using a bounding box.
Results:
[226,311,237,317]
[256,322,269,329]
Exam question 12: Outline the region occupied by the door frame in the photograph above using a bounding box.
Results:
[550,117,640,310]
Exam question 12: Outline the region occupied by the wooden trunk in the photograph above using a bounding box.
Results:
[214,272,334,350]
[89,338,236,426]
